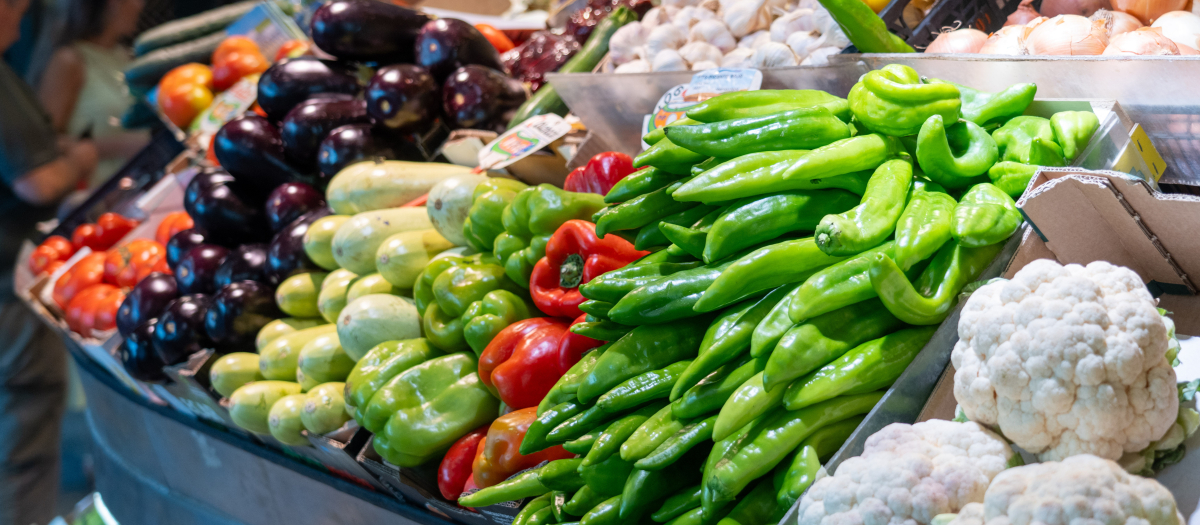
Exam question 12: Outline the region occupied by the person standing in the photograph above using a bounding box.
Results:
[0,0,99,521]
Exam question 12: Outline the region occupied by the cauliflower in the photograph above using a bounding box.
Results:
[945,454,1184,525]
[798,420,1016,525]
[952,259,1178,462]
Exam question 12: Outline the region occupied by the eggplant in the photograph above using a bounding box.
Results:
[310,0,431,64]
[167,228,207,271]
[117,272,179,337]
[415,19,505,82]
[257,57,361,121]
[442,65,528,132]
[213,115,304,194]
[184,170,270,245]
[213,244,271,288]
[318,124,396,181]
[365,65,440,136]
[176,244,230,295]
[502,31,580,92]
[204,281,283,353]
[281,96,370,174]
[152,294,214,366]
[268,208,332,282]
[121,319,167,382]
[266,183,326,232]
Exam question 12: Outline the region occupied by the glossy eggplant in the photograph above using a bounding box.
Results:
[183,170,270,245]
[121,319,167,382]
[265,183,326,232]
[415,19,505,81]
[213,244,270,288]
[116,272,179,337]
[317,124,398,182]
[213,115,303,194]
[310,0,431,64]
[167,228,207,271]
[281,96,370,174]
[176,244,230,295]
[204,281,283,353]
[442,65,527,132]
[268,208,332,282]
[152,294,214,366]
[365,64,440,135]
[257,57,361,121]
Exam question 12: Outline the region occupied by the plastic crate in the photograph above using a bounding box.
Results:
[853,0,1041,50]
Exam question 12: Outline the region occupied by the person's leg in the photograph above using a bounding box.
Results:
[0,299,67,525]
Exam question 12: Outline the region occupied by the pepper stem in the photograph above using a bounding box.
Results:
[560,253,584,288]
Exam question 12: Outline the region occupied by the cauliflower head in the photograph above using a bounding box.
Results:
[946,454,1184,525]
[797,420,1016,525]
[951,259,1178,462]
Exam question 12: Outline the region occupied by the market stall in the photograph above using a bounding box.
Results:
[18,0,1200,524]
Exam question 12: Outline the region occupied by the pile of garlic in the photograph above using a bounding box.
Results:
[607,0,852,73]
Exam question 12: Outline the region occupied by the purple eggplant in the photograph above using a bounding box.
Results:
[204,281,283,353]
[184,170,270,244]
[167,228,207,271]
[117,273,179,337]
[502,31,581,92]
[213,115,304,193]
[415,19,506,82]
[317,124,399,180]
[310,0,431,64]
[365,65,440,136]
[213,244,271,288]
[257,57,361,122]
[176,244,230,295]
[268,208,332,282]
[266,182,326,232]
[442,66,528,132]
[152,294,214,366]
[281,96,370,174]
[121,318,167,382]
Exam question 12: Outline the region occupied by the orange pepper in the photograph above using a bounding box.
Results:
[471,407,574,489]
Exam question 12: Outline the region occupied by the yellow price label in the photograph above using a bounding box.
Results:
[1113,123,1166,183]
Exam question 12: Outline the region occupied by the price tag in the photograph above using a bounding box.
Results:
[1113,123,1166,184]
[190,74,260,146]
[477,114,573,170]
[641,68,763,149]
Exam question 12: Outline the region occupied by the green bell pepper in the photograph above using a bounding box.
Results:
[815,158,912,256]
[634,414,717,470]
[664,106,852,158]
[494,184,607,287]
[672,354,768,420]
[598,360,691,412]
[868,240,1004,325]
[773,415,864,509]
[345,338,442,423]
[993,116,1066,166]
[463,178,529,252]
[461,290,536,355]
[784,327,935,410]
[685,90,851,123]
[676,285,792,399]
[951,183,1022,247]
[634,137,707,175]
[605,166,687,204]
[694,238,845,313]
[424,262,528,352]
[703,189,859,264]
[849,65,960,137]
[893,180,956,271]
[988,161,1039,198]
[413,253,491,314]
[915,115,998,189]
[1050,110,1100,161]
[763,299,903,391]
[931,80,1037,128]
[578,319,707,404]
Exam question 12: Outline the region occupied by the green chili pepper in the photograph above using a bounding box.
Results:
[635,414,717,470]
[584,402,663,467]
[643,118,700,148]
[749,284,803,356]
[565,486,607,516]
[893,180,957,271]
[915,115,998,189]
[523,401,587,454]
[635,204,716,251]
[539,458,587,492]
[689,156,732,176]
[654,485,703,523]
[773,416,865,509]
[1050,110,1100,161]
[597,361,691,412]
[848,65,960,137]
[713,372,786,442]
[816,0,915,53]
[621,451,706,521]
[686,90,851,123]
[564,422,610,455]
[580,260,703,304]
[664,107,852,158]
[669,507,726,525]
[705,392,885,506]
[672,354,768,420]
[993,116,1067,167]
[932,80,1037,128]
[987,161,1038,198]
[620,403,688,462]
[607,260,733,326]
[695,238,845,313]
[540,345,610,414]
[784,328,935,410]
[815,158,912,256]
[634,137,708,175]
[570,320,634,342]
[605,166,686,205]
[580,455,635,497]
[703,189,859,264]
[578,319,707,404]
[580,495,623,525]
[550,491,570,522]
[951,183,1022,247]
[763,298,903,391]
[578,300,613,320]
[675,285,793,400]
[700,422,754,520]
[549,404,624,443]
[660,223,709,260]
[868,240,1004,325]
[720,477,784,525]
[460,467,550,507]
[787,241,897,323]
[596,183,696,238]
[514,493,555,525]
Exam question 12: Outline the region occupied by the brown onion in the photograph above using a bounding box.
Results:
[925,27,989,52]
[1006,0,1043,26]
[1111,0,1188,24]
[1041,0,1111,17]
[1091,9,1147,35]
[1151,10,1200,48]
[980,25,1032,53]
[1103,25,1181,52]
[1025,14,1111,54]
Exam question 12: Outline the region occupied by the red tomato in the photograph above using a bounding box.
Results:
[212,36,261,66]
[212,50,268,91]
[155,212,194,246]
[274,39,311,62]
[65,284,125,337]
[52,252,107,309]
[150,257,172,275]
[474,24,515,53]
[94,213,139,250]
[71,224,99,251]
[159,82,213,129]
[42,235,75,259]
[104,239,167,288]
[28,245,61,275]
[159,63,213,93]
[44,260,65,276]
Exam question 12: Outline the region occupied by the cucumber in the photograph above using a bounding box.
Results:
[209,352,264,398]
[229,381,303,435]
[304,215,351,271]
[332,208,433,275]
[298,332,355,384]
[133,1,258,56]
[318,269,360,323]
[268,394,311,446]
[257,318,327,351]
[276,272,328,319]
[125,32,226,96]
[326,160,473,215]
[346,273,405,303]
[259,324,337,381]
[301,382,351,435]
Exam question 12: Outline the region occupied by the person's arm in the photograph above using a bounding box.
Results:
[37,47,84,133]
[11,140,95,206]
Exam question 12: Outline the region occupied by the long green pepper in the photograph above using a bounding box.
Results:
[673,354,768,420]
[578,319,706,404]
[783,327,936,410]
[635,414,718,470]
[620,403,688,462]
[868,240,1004,325]
[815,158,912,256]
[654,485,703,523]
[915,115,998,189]
[598,361,691,412]
[634,137,708,175]
[893,180,957,271]
[951,183,1022,247]
[664,106,852,158]
[584,403,664,467]
[596,183,695,238]
[685,90,851,123]
[763,298,904,390]
[787,240,898,323]
[703,189,859,264]
[694,238,845,313]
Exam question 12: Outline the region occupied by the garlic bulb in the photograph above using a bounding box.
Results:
[653,49,691,71]
[699,0,721,10]
[800,45,841,65]
[614,59,652,73]
[609,22,647,65]
[1103,25,1180,52]
[1025,14,1110,54]
[979,24,1031,53]
[750,41,800,67]
[645,23,689,57]
[679,41,725,64]
[690,19,738,52]
[771,8,816,41]
[725,0,776,37]
[925,27,989,52]
[663,0,701,6]
[642,6,679,30]
[786,30,820,57]
[721,47,756,66]
[738,29,773,48]
[1151,11,1200,49]
[673,6,718,29]
[692,60,720,70]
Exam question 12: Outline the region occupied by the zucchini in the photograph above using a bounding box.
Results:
[133,0,258,57]
[126,31,226,96]
[506,6,638,128]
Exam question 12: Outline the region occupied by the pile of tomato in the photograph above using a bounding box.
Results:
[158,36,272,129]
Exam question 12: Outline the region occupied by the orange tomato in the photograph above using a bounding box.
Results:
[212,51,268,91]
[104,239,167,288]
[155,212,194,246]
[53,252,107,309]
[474,24,515,53]
[159,63,213,92]
[213,36,261,66]
[65,284,125,337]
[274,39,311,62]
[159,82,213,128]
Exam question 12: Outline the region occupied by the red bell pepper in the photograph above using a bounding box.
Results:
[563,151,635,196]
[529,220,648,318]
[479,317,572,409]
[439,425,490,501]
[472,407,574,489]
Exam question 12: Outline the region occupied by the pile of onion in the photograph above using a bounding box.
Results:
[1091,8,1145,35]
[1025,14,1111,54]
[1151,11,1200,49]
[1111,0,1188,24]
[1040,0,1111,17]
[1102,26,1181,53]
[925,27,989,52]
[980,25,1032,53]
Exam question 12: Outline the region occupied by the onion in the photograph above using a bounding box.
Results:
[1006,0,1043,26]
[925,27,988,52]
[980,24,1032,53]
[1111,0,1187,23]
[1179,42,1200,53]
[1041,0,1110,17]
[1102,25,1181,52]
[1025,14,1111,54]
[1151,10,1200,48]
[1091,9,1145,35]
